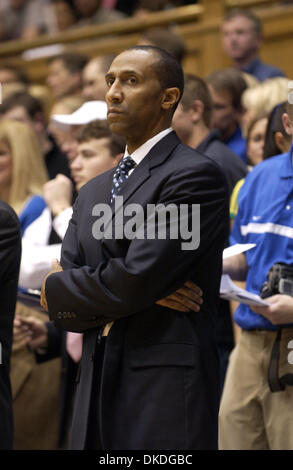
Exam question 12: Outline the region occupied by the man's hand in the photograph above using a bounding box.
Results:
[40,259,63,311]
[156,281,203,313]
[14,315,49,350]
[43,174,73,217]
[252,295,293,325]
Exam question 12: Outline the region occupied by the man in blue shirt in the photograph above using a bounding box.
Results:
[219,104,293,449]
[222,8,285,82]
[207,68,248,163]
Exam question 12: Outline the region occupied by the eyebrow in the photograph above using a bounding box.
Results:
[105,70,143,79]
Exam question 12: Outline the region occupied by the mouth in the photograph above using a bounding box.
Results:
[107,108,124,117]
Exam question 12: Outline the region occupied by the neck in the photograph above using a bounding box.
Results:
[0,186,10,205]
[234,52,258,69]
[126,119,171,154]
[221,122,238,141]
[185,122,210,149]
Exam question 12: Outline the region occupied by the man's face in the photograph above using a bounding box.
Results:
[105,49,164,146]
[172,103,194,144]
[70,137,121,190]
[208,85,238,136]
[60,125,81,163]
[82,59,107,101]
[73,0,100,17]
[47,59,80,98]
[222,16,260,62]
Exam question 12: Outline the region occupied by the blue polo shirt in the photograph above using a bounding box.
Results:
[224,125,247,164]
[242,57,285,82]
[230,149,293,330]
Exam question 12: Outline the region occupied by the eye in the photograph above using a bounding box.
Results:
[106,77,115,87]
[127,76,137,85]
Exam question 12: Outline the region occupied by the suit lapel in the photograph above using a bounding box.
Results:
[103,131,181,234]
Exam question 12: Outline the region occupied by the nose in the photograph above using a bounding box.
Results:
[106,78,123,103]
[70,154,82,171]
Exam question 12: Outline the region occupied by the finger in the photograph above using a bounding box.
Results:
[183,281,202,296]
[172,292,201,312]
[156,299,189,312]
[176,286,203,304]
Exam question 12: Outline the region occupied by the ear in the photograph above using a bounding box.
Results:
[191,100,204,124]
[161,87,181,111]
[282,113,293,137]
[274,131,287,154]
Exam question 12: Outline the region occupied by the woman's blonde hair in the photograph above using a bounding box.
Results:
[0,119,48,213]
[242,77,290,124]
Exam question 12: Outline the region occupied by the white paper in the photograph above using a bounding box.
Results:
[223,243,256,260]
[220,274,269,306]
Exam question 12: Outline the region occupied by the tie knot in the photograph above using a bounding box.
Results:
[118,155,136,172]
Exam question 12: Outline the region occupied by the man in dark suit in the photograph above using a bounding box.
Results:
[0,201,21,450]
[41,46,229,450]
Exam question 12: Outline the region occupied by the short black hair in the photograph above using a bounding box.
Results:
[77,119,125,157]
[48,52,88,74]
[0,91,43,118]
[125,45,184,111]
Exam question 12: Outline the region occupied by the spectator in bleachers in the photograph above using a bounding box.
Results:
[137,28,186,63]
[46,53,88,100]
[241,77,290,137]
[173,73,247,194]
[263,101,292,160]
[0,0,55,41]
[82,55,115,101]
[51,0,79,33]
[0,119,48,234]
[172,73,247,391]
[49,99,107,163]
[48,95,85,150]
[206,68,248,163]
[222,8,285,82]
[230,102,292,223]
[132,0,176,17]
[0,64,29,100]
[73,0,125,27]
[0,92,71,180]
[230,114,268,223]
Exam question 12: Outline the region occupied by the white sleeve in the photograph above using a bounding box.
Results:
[19,207,61,290]
[52,207,73,240]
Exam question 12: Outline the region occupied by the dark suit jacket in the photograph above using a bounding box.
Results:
[46,131,229,450]
[0,201,21,450]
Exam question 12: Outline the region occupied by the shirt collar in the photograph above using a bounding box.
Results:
[124,128,173,166]
[242,57,262,75]
[280,143,293,179]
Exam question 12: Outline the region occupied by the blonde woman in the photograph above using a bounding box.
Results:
[0,119,48,234]
[241,76,290,137]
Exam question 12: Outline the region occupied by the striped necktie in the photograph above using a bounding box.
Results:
[110,155,136,203]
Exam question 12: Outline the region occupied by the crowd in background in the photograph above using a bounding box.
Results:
[0,3,293,451]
